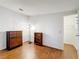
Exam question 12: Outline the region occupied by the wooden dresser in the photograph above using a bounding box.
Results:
[34,32,43,46]
[6,31,22,50]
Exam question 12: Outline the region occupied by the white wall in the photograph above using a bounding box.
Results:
[30,13,64,50]
[64,14,77,48]
[0,6,29,50]
[77,10,79,59]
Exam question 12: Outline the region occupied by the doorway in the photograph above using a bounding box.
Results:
[64,14,78,48]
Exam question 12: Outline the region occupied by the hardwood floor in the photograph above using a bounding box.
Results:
[64,44,78,59]
[0,42,78,59]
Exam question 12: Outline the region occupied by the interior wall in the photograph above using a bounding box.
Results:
[64,14,77,48]
[0,6,29,50]
[30,13,64,50]
[77,10,79,59]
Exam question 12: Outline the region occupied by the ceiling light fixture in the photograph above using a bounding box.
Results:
[19,8,24,11]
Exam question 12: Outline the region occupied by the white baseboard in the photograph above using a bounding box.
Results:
[64,43,78,52]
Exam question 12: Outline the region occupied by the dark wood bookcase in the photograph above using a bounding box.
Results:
[34,32,43,46]
[6,31,22,50]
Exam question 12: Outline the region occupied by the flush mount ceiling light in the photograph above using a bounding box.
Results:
[19,8,24,11]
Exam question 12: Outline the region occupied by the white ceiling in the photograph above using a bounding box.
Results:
[0,0,79,16]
